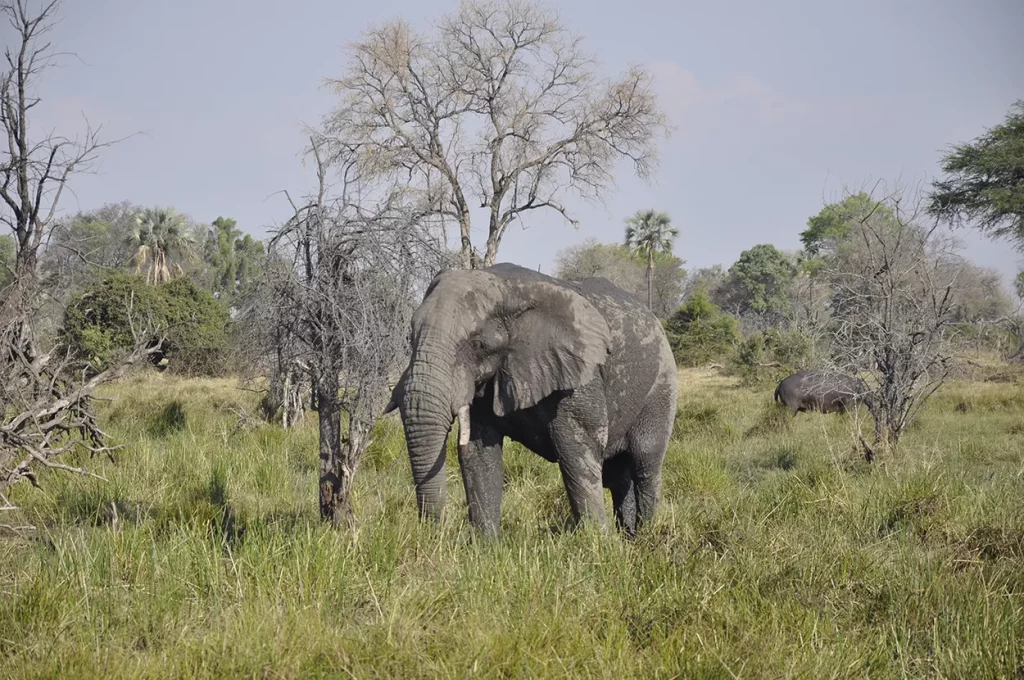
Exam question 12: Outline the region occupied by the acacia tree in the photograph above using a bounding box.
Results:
[324,0,668,269]
[1,0,159,504]
[824,185,964,449]
[267,137,450,524]
[624,209,678,311]
[928,100,1024,249]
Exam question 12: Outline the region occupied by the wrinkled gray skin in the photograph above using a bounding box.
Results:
[774,369,880,438]
[384,263,678,538]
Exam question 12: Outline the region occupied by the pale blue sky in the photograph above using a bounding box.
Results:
[25,0,1024,284]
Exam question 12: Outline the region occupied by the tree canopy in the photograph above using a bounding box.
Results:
[62,273,230,376]
[624,209,679,311]
[127,207,196,284]
[323,0,668,268]
[555,239,685,317]
[928,100,1024,250]
[662,288,739,366]
[801,192,896,257]
[722,243,796,319]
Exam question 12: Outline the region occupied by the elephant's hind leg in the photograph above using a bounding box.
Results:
[627,403,673,532]
[603,454,637,537]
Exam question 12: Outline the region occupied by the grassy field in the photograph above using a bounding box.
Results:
[1,366,1023,678]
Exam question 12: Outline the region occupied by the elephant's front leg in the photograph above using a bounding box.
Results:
[457,411,504,538]
[551,402,610,531]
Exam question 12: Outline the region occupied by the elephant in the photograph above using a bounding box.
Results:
[383,262,678,538]
[774,369,880,438]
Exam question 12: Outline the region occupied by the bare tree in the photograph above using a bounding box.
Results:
[0,0,159,506]
[324,0,668,269]
[266,137,450,524]
[823,184,964,448]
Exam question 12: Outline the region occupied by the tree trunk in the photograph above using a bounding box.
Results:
[1009,320,1024,363]
[317,371,349,526]
[646,251,654,311]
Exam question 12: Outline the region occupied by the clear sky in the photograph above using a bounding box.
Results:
[23,0,1024,285]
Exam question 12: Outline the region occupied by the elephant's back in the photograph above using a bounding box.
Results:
[574,276,677,449]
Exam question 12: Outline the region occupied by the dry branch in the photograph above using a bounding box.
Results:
[1,0,148,500]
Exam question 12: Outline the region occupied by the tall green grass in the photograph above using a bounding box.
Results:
[1,368,1022,678]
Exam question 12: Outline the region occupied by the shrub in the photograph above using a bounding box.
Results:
[663,289,740,366]
[730,328,817,385]
[62,273,230,376]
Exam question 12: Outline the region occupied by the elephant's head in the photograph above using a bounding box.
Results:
[383,266,612,519]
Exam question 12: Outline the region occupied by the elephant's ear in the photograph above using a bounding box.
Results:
[492,281,611,416]
[383,365,410,414]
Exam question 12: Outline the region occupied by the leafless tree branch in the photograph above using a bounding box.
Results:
[322,0,668,269]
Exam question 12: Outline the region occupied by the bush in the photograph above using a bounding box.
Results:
[663,289,740,366]
[730,328,817,385]
[62,273,230,376]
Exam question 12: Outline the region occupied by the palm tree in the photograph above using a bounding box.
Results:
[624,209,678,311]
[127,208,195,284]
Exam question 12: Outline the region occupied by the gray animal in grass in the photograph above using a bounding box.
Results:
[384,263,678,538]
[774,369,880,436]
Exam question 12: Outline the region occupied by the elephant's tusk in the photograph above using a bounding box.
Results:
[457,405,471,446]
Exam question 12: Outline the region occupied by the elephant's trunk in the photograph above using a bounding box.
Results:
[402,394,452,520]
[399,328,473,519]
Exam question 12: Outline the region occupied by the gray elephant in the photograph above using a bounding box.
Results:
[384,263,678,538]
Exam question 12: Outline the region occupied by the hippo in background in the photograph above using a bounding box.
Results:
[774,369,881,455]
[774,369,874,415]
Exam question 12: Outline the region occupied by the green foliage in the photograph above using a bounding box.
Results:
[157,277,232,375]
[801,192,896,256]
[1015,270,1024,300]
[204,216,241,295]
[663,289,740,366]
[202,217,264,299]
[61,272,230,376]
[929,100,1024,249]
[127,206,196,284]
[731,328,817,385]
[723,243,797,318]
[624,209,679,310]
[0,233,14,289]
[623,210,677,261]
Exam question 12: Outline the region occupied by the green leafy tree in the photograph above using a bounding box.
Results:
[127,207,195,284]
[204,216,241,295]
[61,272,230,376]
[624,210,679,311]
[683,264,728,303]
[663,288,740,366]
[201,218,265,299]
[233,233,265,294]
[722,244,797,320]
[928,100,1024,249]
[801,192,897,257]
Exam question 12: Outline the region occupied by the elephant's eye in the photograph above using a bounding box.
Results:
[472,324,506,353]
